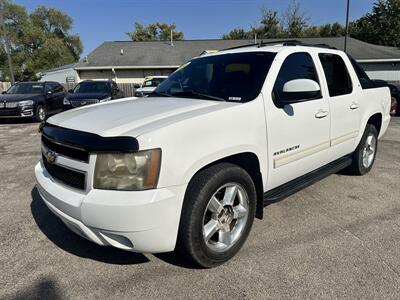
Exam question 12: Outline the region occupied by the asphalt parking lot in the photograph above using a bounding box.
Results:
[1,118,400,299]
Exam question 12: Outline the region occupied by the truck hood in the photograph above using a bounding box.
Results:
[47,97,234,137]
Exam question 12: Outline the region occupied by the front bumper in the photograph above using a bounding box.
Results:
[0,106,34,118]
[35,161,187,253]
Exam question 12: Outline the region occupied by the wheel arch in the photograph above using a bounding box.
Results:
[186,152,265,220]
[367,113,382,136]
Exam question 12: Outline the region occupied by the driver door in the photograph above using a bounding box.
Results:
[264,51,331,189]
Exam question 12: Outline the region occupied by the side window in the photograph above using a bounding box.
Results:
[46,83,58,93]
[55,83,64,93]
[273,52,321,104]
[319,53,353,97]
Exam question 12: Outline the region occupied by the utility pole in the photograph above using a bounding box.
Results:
[344,0,350,52]
[170,25,174,47]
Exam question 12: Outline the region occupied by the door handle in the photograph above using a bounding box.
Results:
[350,102,359,110]
[315,110,329,119]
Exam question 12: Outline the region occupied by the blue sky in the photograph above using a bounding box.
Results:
[17,0,377,57]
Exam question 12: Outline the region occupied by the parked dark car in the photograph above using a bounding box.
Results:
[0,81,66,122]
[63,80,123,110]
[372,79,399,116]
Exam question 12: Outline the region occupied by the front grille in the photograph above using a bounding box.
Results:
[70,99,99,108]
[42,154,86,190]
[42,134,89,162]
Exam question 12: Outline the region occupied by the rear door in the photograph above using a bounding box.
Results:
[317,53,361,157]
[264,51,331,189]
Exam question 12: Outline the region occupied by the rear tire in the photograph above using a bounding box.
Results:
[348,124,378,175]
[35,105,46,122]
[177,163,256,268]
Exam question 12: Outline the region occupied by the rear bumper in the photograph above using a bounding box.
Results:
[35,162,187,253]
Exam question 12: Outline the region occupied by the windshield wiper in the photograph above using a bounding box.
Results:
[171,90,226,102]
[148,91,172,97]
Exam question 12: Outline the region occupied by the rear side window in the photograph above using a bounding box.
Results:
[273,52,321,104]
[319,54,353,97]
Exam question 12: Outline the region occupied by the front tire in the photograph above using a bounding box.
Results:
[348,124,378,175]
[35,105,46,122]
[177,163,256,268]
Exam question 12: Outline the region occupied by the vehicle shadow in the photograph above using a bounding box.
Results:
[11,277,63,300]
[0,118,37,125]
[30,187,150,265]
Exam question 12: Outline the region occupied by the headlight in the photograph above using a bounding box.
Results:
[99,96,111,102]
[63,98,71,105]
[93,149,161,190]
[18,100,34,106]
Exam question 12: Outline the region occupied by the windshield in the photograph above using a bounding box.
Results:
[7,83,44,94]
[73,81,110,94]
[153,52,276,102]
[143,78,166,88]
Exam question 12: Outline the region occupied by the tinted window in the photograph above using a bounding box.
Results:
[273,52,320,103]
[155,52,276,102]
[45,82,58,93]
[319,53,352,97]
[7,83,44,94]
[73,81,110,94]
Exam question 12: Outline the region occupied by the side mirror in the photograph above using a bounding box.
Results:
[46,90,53,95]
[68,89,74,93]
[134,84,141,89]
[279,79,321,105]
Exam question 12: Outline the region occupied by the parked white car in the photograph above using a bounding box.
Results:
[35,41,391,267]
[134,76,168,97]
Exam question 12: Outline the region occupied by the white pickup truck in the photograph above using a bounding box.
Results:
[35,41,391,267]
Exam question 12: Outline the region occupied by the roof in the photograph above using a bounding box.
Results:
[76,37,400,70]
[42,63,78,74]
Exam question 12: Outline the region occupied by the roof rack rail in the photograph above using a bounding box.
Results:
[222,40,337,51]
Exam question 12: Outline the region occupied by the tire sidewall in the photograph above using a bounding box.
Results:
[36,105,46,122]
[355,125,378,175]
[183,164,256,267]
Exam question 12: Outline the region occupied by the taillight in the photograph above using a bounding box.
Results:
[390,96,397,116]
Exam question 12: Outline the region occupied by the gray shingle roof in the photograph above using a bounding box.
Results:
[76,37,400,69]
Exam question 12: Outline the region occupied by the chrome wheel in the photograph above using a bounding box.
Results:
[37,107,45,121]
[202,183,249,252]
[362,133,377,168]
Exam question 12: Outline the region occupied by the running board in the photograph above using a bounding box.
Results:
[263,156,352,204]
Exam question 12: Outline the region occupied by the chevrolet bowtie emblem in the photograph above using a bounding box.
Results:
[44,149,58,165]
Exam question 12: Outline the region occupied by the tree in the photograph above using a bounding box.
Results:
[282,0,309,37]
[350,0,400,47]
[126,22,184,42]
[0,1,82,81]
[222,28,251,40]
[258,8,282,38]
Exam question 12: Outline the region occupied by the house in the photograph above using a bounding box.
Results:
[71,37,400,84]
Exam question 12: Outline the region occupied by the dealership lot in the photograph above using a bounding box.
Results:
[0,118,399,299]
